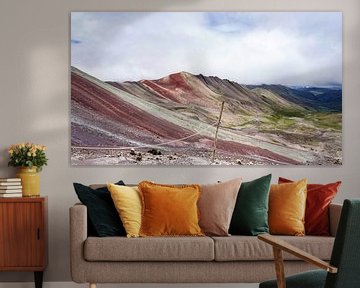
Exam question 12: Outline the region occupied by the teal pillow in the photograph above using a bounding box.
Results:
[229,174,272,236]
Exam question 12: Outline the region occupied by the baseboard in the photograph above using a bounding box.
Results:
[0,282,259,288]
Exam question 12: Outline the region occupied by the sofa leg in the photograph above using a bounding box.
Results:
[89,283,96,288]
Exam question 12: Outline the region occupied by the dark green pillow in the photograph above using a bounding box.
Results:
[229,174,272,236]
[73,181,126,237]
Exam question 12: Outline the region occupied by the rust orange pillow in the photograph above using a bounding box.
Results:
[279,177,341,236]
[138,181,204,237]
[269,179,307,236]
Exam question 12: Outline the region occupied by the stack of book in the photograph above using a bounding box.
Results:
[0,178,22,197]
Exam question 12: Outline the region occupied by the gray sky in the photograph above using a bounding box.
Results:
[71,12,342,86]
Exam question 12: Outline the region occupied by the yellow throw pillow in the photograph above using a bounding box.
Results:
[107,183,142,238]
[269,179,307,236]
[138,181,204,237]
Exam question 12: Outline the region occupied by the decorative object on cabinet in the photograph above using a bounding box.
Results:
[0,178,22,197]
[8,143,48,197]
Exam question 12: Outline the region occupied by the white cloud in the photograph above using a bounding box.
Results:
[71,12,342,86]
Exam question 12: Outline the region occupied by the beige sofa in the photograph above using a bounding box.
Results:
[70,203,342,287]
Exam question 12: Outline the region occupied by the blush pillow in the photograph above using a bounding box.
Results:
[278,177,341,236]
[138,181,203,237]
[269,179,307,236]
[199,178,242,236]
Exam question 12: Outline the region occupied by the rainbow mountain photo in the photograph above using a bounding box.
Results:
[71,12,342,165]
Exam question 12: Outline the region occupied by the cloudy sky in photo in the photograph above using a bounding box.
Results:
[71,12,342,86]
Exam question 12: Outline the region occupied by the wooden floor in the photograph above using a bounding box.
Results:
[0,283,259,288]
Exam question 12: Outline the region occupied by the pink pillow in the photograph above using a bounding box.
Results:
[198,178,242,236]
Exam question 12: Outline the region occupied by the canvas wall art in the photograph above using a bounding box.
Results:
[71,12,342,166]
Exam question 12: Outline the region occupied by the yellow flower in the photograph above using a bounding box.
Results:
[8,149,13,155]
[27,152,32,157]
[37,145,44,151]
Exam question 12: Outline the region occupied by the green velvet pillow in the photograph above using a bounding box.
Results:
[229,174,272,236]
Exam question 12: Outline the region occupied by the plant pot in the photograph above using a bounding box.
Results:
[16,167,40,197]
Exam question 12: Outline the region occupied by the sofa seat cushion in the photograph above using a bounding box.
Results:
[212,236,334,261]
[84,236,214,261]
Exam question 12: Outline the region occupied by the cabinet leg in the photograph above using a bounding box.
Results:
[34,271,43,288]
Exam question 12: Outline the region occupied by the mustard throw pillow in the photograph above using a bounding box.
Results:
[269,179,307,236]
[138,181,204,237]
[107,183,142,238]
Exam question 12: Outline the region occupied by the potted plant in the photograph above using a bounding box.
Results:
[8,143,48,197]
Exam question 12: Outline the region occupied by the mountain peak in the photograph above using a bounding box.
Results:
[154,71,195,85]
[172,71,193,77]
[167,71,194,80]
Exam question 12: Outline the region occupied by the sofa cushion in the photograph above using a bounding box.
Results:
[269,179,307,236]
[279,177,341,236]
[139,181,203,237]
[229,174,271,236]
[108,184,142,238]
[212,236,334,261]
[84,236,214,261]
[73,181,126,237]
[198,178,242,236]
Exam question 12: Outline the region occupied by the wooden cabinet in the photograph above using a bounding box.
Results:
[0,197,47,288]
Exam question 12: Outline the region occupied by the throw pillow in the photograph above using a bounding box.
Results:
[73,181,126,237]
[138,181,203,237]
[198,178,242,236]
[279,177,341,236]
[229,174,272,236]
[269,179,307,236]
[107,183,142,238]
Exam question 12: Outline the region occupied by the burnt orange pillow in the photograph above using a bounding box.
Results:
[138,181,204,237]
[279,177,341,236]
[269,179,307,236]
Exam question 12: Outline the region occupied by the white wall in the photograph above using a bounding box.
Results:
[0,0,359,283]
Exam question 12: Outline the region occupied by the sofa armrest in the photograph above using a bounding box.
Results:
[329,203,342,237]
[69,203,88,283]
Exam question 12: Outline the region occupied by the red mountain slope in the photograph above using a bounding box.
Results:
[71,67,301,165]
